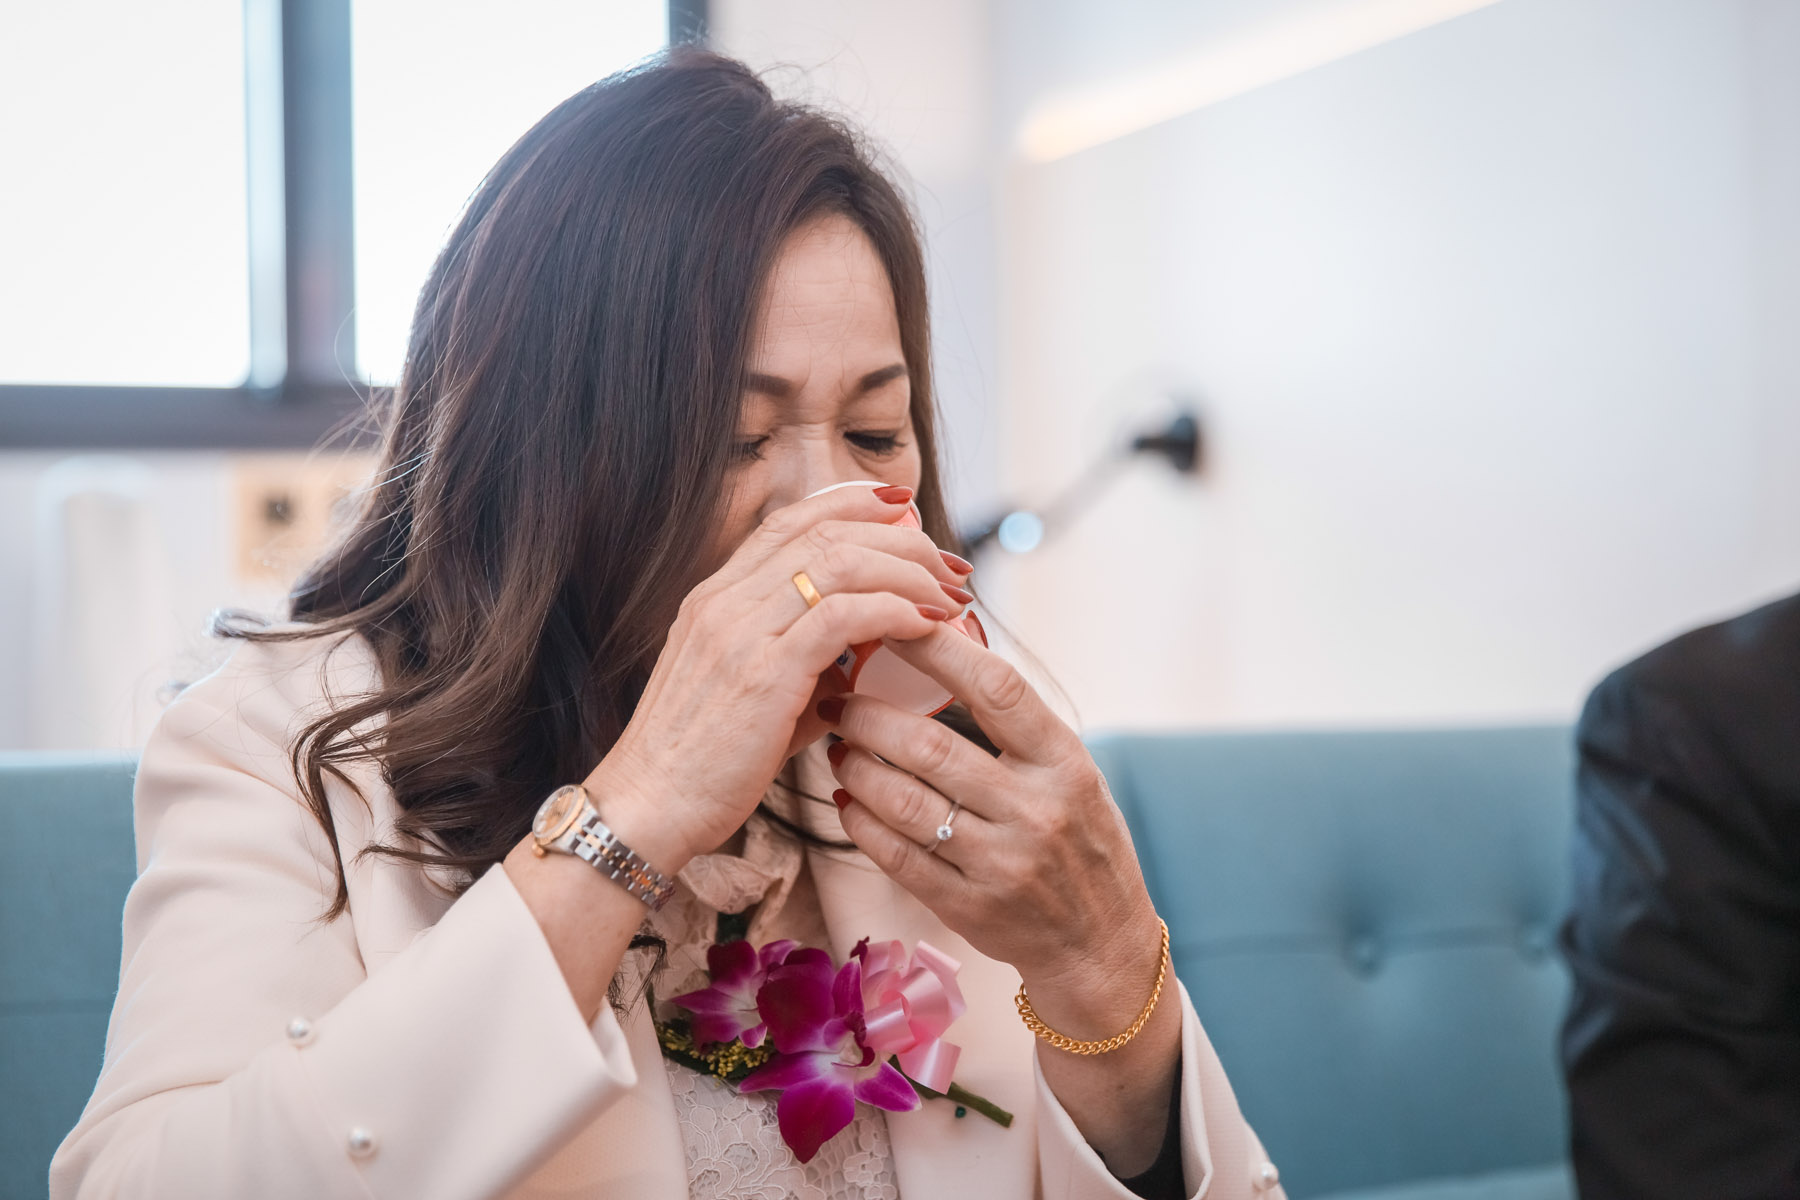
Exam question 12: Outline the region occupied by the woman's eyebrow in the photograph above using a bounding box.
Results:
[743,362,908,399]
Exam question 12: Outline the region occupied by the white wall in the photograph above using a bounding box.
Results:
[1746,0,1800,585]
[987,0,1800,730]
[0,449,366,749]
[0,453,264,748]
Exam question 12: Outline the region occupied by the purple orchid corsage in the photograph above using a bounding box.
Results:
[660,935,1013,1163]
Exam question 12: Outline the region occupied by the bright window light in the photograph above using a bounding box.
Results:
[351,0,668,384]
[0,1,250,386]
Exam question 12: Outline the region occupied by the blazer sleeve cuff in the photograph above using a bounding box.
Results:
[1032,981,1284,1200]
[287,862,638,1198]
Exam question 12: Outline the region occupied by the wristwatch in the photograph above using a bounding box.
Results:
[530,784,676,911]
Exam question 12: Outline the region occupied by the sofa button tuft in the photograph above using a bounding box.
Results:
[1347,936,1382,976]
[1519,925,1552,962]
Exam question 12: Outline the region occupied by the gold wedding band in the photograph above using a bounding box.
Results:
[792,571,824,609]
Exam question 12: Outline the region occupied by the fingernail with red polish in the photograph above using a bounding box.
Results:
[832,788,853,810]
[916,603,949,621]
[817,694,846,723]
[940,583,975,605]
[873,485,914,504]
[826,740,848,768]
[939,549,974,575]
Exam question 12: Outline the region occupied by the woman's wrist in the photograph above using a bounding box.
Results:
[1016,905,1167,1042]
[579,759,695,879]
[503,833,666,1024]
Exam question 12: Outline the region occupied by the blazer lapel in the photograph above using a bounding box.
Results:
[791,744,1040,1200]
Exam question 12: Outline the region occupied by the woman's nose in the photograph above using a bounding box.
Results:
[769,439,884,513]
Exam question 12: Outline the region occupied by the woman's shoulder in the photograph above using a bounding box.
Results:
[154,618,384,773]
[130,620,396,881]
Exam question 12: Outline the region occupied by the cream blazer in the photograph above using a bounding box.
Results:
[49,628,1284,1200]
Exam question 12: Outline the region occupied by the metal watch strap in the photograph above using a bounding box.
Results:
[563,809,676,911]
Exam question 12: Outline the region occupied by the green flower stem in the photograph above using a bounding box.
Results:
[895,1059,1014,1128]
[941,1082,1014,1128]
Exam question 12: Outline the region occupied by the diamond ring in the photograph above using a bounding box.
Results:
[927,801,960,854]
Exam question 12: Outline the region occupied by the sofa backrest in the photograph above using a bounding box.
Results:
[1088,727,1575,1199]
[2,732,1575,1199]
[0,753,139,1200]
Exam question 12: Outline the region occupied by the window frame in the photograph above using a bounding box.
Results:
[0,0,703,450]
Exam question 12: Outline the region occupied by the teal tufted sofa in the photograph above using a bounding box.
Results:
[0,753,139,1200]
[1,731,1576,1199]
[1089,729,1576,1200]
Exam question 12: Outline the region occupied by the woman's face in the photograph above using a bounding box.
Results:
[708,212,922,569]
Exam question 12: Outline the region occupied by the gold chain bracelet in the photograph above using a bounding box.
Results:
[1015,918,1171,1055]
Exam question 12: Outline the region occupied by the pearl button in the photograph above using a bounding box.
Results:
[347,1126,378,1160]
[285,1017,315,1047]
[1256,1161,1280,1191]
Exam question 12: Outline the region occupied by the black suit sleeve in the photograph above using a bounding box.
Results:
[1560,668,1800,1200]
[1114,1051,1185,1200]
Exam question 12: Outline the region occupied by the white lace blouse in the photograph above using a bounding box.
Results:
[644,811,901,1200]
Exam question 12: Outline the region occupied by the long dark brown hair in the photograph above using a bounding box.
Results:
[222,48,964,918]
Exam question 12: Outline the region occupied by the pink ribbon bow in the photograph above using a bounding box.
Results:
[853,938,967,1093]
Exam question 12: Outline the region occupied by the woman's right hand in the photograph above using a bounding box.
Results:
[580,483,971,875]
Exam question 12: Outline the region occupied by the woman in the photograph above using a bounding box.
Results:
[51,50,1280,1200]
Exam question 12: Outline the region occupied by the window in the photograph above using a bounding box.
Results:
[0,0,684,447]
[0,1,250,387]
[352,0,667,384]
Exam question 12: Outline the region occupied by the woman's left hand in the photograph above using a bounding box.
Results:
[820,623,1164,1030]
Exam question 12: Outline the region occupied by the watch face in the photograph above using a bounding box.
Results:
[533,785,585,842]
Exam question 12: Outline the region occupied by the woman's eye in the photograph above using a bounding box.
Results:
[847,432,904,456]
[735,437,769,461]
